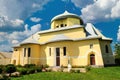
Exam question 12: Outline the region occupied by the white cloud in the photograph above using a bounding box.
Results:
[80,0,117,22]
[70,0,120,23]
[71,0,94,8]
[30,17,41,22]
[12,40,19,44]
[0,24,41,51]
[0,0,49,51]
[111,1,120,18]
[117,25,120,41]
[0,0,50,31]
[32,3,41,8]
[0,0,50,20]
[11,19,24,27]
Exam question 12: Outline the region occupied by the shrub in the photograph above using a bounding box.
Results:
[85,66,91,71]
[24,64,36,68]
[27,68,36,74]
[70,69,80,73]
[18,68,27,75]
[43,64,49,68]
[16,65,23,68]
[0,67,3,74]
[46,68,52,72]
[35,67,42,72]
[2,74,10,80]
[75,70,80,73]
[70,69,75,73]
[4,64,16,76]
[72,65,85,68]
[0,65,4,68]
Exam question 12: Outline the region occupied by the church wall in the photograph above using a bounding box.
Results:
[20,44,41,65]
[39,27,86,43]
[51,17,80,29]
[11,44,41,66]
[39,39,104,67]
[99,40,115,65]
[11,47,22,65]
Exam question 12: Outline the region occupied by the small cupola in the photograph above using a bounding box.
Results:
[51,11,84,29]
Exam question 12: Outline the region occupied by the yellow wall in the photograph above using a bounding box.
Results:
[12,38,114,67]
[39,27,86,43]
[11,44,41,66]
[21,44,41,65]
[51,17,80,29]
[39,39,104,67]
[11,47,22,65]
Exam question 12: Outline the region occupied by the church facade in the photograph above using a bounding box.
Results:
[11,11,115,67]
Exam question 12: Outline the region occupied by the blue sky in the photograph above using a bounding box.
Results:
[0,0,120,51]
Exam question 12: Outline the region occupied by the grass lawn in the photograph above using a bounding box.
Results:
[12,67,120,80]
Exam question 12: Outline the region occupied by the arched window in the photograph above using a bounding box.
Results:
[105,45,109,53]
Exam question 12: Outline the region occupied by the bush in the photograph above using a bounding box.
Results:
[35,67,42,72]
[0,67,3,74]
[18,68,27,75]
[70,69,80,73]
[72,65,85,68]
[75,70,80,73]
[2,74,10,80]
[24,64,36,68]
[70,69,75,73]
[42,64,49,68]
[16,65,23,68]
[85,66,91,71]
[27,68,36,74]
[4,64,16,76]
[0,65,4,68]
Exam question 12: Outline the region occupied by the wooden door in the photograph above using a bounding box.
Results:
[90,54,95,65]
[56,48,60,66]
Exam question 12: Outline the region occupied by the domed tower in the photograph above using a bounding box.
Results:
[51,11,84,29]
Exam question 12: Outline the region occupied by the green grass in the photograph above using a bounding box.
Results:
[12,67,120,80]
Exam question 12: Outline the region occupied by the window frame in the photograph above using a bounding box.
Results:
[90,44,93,49]
[28,48,31,57]
[49,48,51,56]
[105,45,109,53]
[24,48,26,57]
[63,47,66,56]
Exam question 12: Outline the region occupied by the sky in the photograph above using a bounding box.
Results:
[0,0,120,52]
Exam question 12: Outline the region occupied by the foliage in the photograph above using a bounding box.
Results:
[4,64,16,76]
[42,64,49,68]
[72,65,85,68]
[70,69,75,73]
[70,69,80,73]
[0,67,3,74]
[114,43,120,65]
[17,68,27,75]
[0,74,10,80]
[16,65,23,68]
[85,66,91,71]
[24,64,36,68]
[75,70,80,73]
[27,68,36,74]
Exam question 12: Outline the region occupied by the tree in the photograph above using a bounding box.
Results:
[114,43,120,65]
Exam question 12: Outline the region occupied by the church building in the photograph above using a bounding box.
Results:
[11,11,115,67]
